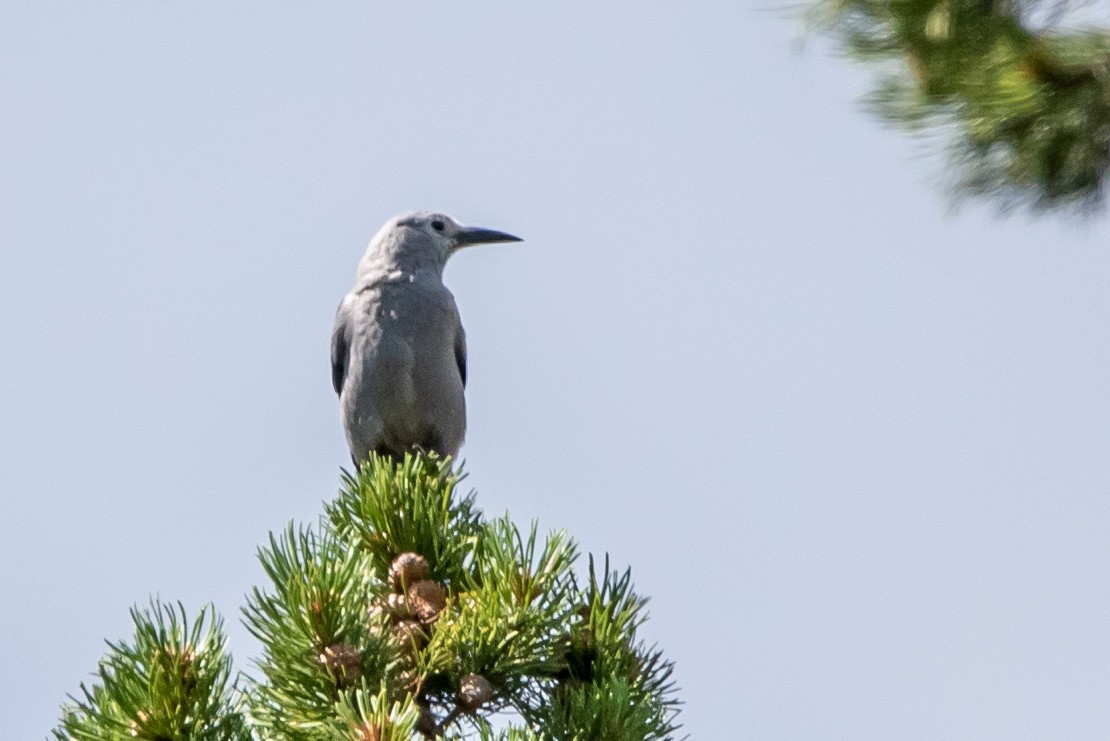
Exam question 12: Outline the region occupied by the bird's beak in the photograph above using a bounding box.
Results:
[453,225,523,247]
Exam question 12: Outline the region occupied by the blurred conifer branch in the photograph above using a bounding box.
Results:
[810,0,1110,213]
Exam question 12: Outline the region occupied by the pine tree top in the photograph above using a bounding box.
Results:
[55,454,683,740]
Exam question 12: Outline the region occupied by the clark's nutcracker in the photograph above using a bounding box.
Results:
[331,211,521,464]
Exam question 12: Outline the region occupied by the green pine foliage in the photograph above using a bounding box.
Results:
[243,523,399,736]
[812,0,1110,213]
[54,602,249,741]
[54,455,682,740]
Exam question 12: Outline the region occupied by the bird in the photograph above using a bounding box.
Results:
[331,211,522,465]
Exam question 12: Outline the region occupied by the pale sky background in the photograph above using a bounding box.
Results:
[3,3,1110,739]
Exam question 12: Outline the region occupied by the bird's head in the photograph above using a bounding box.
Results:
[369,211,521,272]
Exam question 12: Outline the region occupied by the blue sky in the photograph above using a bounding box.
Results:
[3,3,1110,738]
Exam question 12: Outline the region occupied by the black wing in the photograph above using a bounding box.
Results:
[331,300,351,394]
[454,326,467,388]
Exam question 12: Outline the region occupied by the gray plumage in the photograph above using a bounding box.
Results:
[331,211,521,464]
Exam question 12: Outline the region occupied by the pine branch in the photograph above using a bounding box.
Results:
[53,601,248,741]
[811,0,1110,213]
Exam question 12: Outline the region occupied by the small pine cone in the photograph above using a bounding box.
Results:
[388,552,430,592]
[407,579,447,623]
[319,643,361,686]
[129,710,149,738]
[168,646,198,691]
[459,673,493,712]
[356,722,382,741]
[398,668,420,691]
[393,619,428,653]
[385,592,414,620]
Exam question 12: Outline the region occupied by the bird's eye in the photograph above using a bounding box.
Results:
[431,219,445,233]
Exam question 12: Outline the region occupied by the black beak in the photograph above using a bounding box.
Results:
[453,225,523,246]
